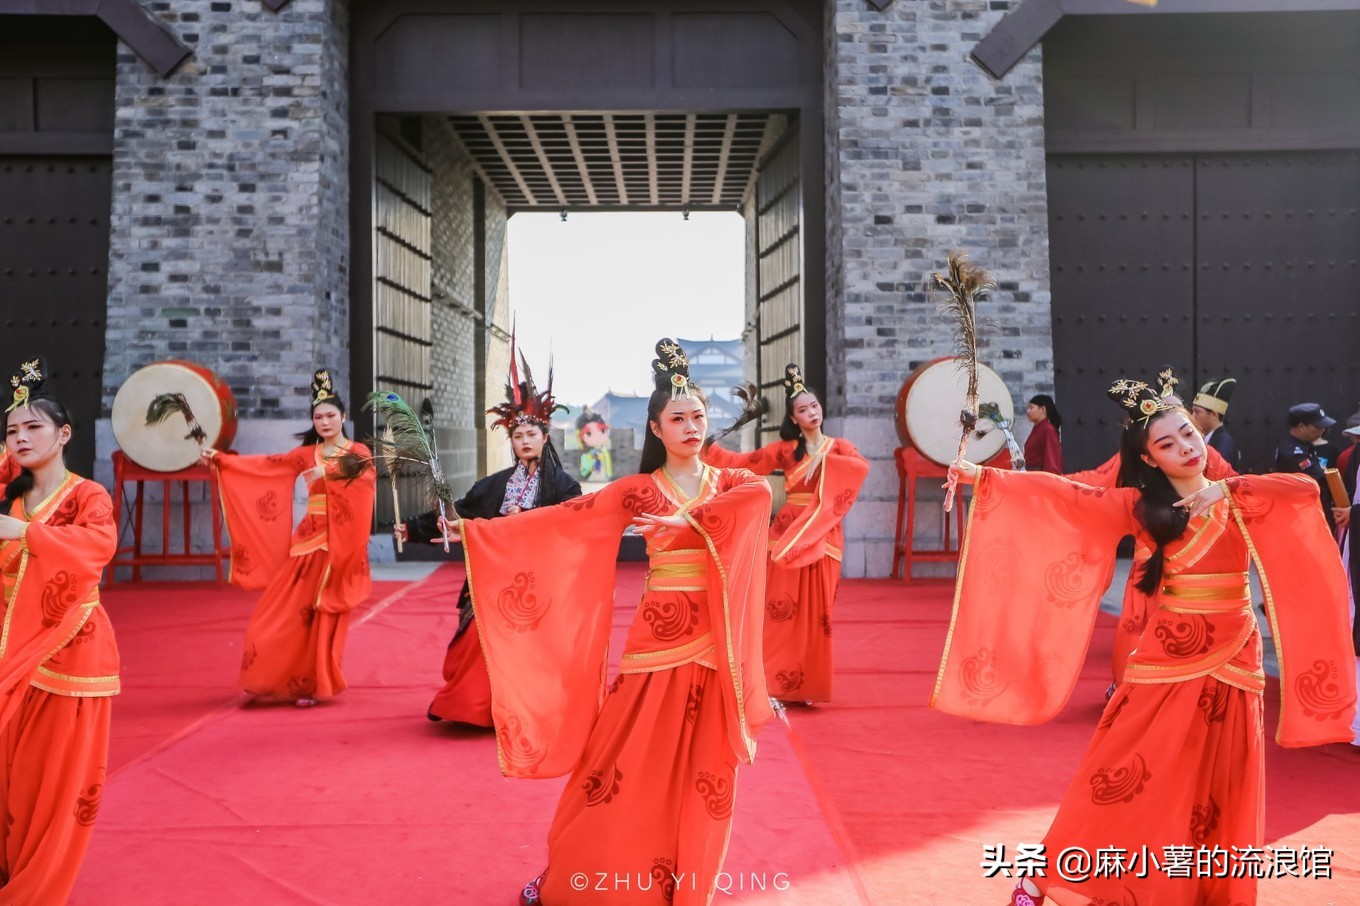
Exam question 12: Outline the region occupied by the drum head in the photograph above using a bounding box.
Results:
[112,362,234,472]
[896,358,1014,466]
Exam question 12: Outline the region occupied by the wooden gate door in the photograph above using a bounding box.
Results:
[0,157,111,475]
[754,121,802,446]
[372,130,435,527]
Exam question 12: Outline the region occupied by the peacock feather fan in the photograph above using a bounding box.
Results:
[145,393,207,444]
[364,391,455,512]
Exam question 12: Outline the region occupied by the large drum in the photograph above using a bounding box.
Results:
[112,360,238,472]
[895,357,1014,466]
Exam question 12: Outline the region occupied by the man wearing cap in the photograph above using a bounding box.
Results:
[1274,402,1338,525]
[1190,377,1241,470]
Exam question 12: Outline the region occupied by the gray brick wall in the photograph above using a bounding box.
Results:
[419,114,513,483]
[103,0,351,436]
[483,192,513,475]
[425,115,480,494]
[827,0,1051,577]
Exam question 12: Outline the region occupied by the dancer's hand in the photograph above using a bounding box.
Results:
[948,458,979,486]
[1175,482,1225,520]
[0,515,26,541]
[393,523,409,544]
[633,512,686,539]
[434,516,461,545]
[302,465,325,484]
[199,447,219,466]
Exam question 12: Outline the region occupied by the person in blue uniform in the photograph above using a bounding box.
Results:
[1274,402,1337,525]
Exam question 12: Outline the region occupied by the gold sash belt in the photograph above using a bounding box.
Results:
[646,549,708,592]
[620,631,716,674]
[1161,571,1251,608]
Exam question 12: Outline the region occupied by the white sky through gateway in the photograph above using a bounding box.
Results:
[506,211,746,407]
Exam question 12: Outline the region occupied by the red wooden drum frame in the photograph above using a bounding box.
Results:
[894,356,1014,466]
[111,360,238,472]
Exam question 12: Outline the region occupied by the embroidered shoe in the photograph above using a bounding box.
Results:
[294,697,317,709]
[1009,882,1043,906]
[518,874,544,905]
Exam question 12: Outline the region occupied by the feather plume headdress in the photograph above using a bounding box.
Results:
[652,338,694,401]
[487,327,565,432]
[6,357,48,414]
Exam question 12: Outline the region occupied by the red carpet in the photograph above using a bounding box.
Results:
[779,578,1360,905]
[74,565,860,905]
[69,569,1360,904]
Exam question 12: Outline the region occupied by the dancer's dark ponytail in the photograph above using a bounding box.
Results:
[1118,411,1191,595]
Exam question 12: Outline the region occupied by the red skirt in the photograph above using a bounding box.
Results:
[427,617,493,726]
[1040,674,1264,906]
[239,551,351,700]
[538,662,739,905]
[0,687,111,904]
[763,555,838,702]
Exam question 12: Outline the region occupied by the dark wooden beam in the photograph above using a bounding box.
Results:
[973,0,1360,80]
[0,1,98,13]
[970,0,1062,81]
[0,0,192,77]
[0,131,113,155]
[96,0,192,76]
[261,0,292,10]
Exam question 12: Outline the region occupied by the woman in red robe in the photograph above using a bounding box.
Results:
[0,358,119,902]
[703,363,869,703]
[935,379,1355,906]
[205,369,375,706]
[1024,394,1064,474]
[397,351,581,726]
[1068,443,1236,689]
[448,339,774,905]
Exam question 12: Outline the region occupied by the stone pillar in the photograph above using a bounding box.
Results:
[826,0,1051,577]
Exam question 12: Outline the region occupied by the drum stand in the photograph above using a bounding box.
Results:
[892,446,1016,582]
[891,447,967,583]
[107,450,230,585]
